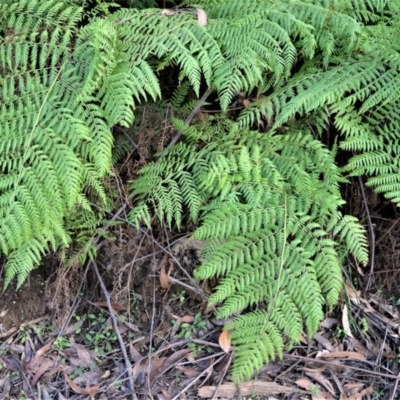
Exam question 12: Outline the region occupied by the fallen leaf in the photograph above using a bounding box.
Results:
[74,345,94,368]
[319,351,365,360]
[312,392,333,400]
[92,301,128,312]
[242,99,251,108]
[295,378,314,390]
[123,320,141,332]
[160,349,191,374]
[348,337,375,358]
[313,332,335,352]
[161,388,172,399]
[129,343,143,362]
[181,315,195,323]
[59,319,84,336]
[196,8,208,26]
[101,370,110,379]
[63,372,99,399]
[347,385,373,400]
[160,263,170,288]
[219,330,231,353]
[305,372,335,395]
[30,359,55,386]
[342,304,354,338]
[343,382,365,390]
[175,365,202,377]
[345,281,361,299]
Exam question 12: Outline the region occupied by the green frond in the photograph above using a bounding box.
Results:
[131,117,368,380]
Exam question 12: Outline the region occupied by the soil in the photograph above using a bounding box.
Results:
[0,269,47,331]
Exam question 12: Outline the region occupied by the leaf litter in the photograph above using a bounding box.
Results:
[1,217,400,399]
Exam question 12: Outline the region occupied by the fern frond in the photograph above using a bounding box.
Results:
[131,117,368,380]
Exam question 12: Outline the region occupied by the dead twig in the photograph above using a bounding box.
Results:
[92,260,138,400]
[168,87,212,147]
[171,355,224,400]
[211,353,233,399]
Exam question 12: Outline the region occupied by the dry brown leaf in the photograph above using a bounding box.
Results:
[0,327,17,339]
[74,345,94,367]
[295,378,314,390]
[345,281,361,299]
[123,320,141,332]
[92,301,128,312]
[30,359,55,386]
[299,334,308,344]
[129,343,143,363]
[305,372,335,395]
[101,370,110,379]
[219,330,231,353]
[348,337,375,358]
[161,388,172,400]
[60,319,84,336]
[131,358,149,383]
[160,349,191,373]
[160,263,170,289]
[149,356,168,384]
[319,351,365,360]
[242,99,251,108]
[0,376,11,398]
[181,315,195,323]
[313,332,335,352]
[342,304,354,338]
[26,339,55,370]
[196,8,208,26]
[63,372,99,399]
[73,371,102,386]
[175,365,202,377]
[343,382,365,390]
[347,385,373,400]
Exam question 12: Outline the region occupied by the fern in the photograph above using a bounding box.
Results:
[3,0,399,384]
[0,0,161,285]
[130,118,368,381]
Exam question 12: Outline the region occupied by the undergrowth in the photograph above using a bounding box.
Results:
[2,0,400,381]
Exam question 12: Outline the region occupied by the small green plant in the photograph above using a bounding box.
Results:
[309,385,320,396]
[85,313,118,354]
[360,317,369,334]
[54,336,72,351]
[176,313,207,339]
[172,290,187,304]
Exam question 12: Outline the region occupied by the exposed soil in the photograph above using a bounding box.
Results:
[0,270,47,331]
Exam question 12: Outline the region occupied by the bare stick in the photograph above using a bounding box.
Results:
[168,87,212,147]
[92,260,138,400]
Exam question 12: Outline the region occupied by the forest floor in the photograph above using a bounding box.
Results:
[1,205,400,400]
[1,111,400,399]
